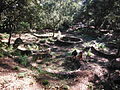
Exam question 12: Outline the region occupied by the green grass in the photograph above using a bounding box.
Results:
[39,39,46,43]
[18,55,29,67]
[42,80,50,86]
[1,33,9,39]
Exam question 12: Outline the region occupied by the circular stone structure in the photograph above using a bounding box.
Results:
[55,36,82,46]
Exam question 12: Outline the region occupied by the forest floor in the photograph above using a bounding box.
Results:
[0,30,120,90]
[0,57,42,90]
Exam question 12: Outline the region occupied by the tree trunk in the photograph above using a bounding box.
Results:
[8,31,12,46]
[53,29,55,37]
[29,22,33,29]
[116,46,120,56]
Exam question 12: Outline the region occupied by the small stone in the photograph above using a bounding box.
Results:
[30,63,38,68]
[36,60,43,64]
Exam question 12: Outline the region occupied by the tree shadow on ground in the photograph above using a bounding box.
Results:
[0,62,14,70]
[62,57,81,71]
[85,53,120,90]
[0,57,21,72]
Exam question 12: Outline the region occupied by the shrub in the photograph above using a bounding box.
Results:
[18,55,29,67]
[42,80,49,86]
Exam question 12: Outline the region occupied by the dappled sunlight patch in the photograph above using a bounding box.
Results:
[88,63,108,77]
[0,57,42,89]
[0,72,41,90]
[0,57,20,72]
[0,26,120,89]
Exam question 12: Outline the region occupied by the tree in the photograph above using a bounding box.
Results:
[0,0,82,45]
[74,0,120,56]
[27,0,82,36]
[0,0,31,46]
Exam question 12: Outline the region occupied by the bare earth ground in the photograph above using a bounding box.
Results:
[0,32,120,90]
[0,57,42,90]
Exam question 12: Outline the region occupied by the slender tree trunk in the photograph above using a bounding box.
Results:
[8,31,12,46]
[116,45,120,56]
[29,22,33,29]
[8,24,14,46]
[53,29,55,37]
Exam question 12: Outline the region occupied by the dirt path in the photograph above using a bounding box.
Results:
[0,57,42,90]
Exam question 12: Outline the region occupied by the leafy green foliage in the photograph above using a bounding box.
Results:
[0,43,13,57]
[0,50,4,57]
[18,55,29,67]
[37,67,49,75]
[0,0,83,35]
[74,0,120,31]
[39,39,46,43]
[42,80,49,86]
[18,22,30,31]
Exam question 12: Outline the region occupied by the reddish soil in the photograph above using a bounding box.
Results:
[0,57,42,90]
